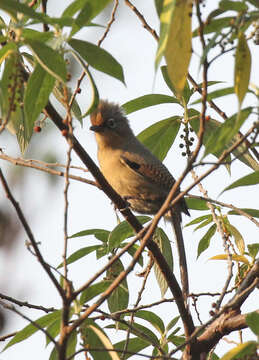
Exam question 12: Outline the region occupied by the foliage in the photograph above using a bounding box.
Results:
[0,1,258,360]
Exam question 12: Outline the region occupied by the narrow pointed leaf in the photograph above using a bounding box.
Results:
[24,63,55,134]
[134,310,165,334]
[137,116,181,161]
[234,32,251,106]
[108,216,150,252]
[225,223,245,255]
[70,0,111,36]
[106,259,129,313]
[122,94,179,114]
[25,39,67,83]
[3,311,61,351]
[57,245,101,268]
[246,312,259,336]
[221,171,259,194]
[153,228,173,297]
[210,254,249,264]
[69,228,109,241]
[220,341,257,360]
[113,338,149,360]
[70,49,99,117]
[197,224,217,258]
[82,319,120,360]
[68,38,124,83]
[164,0,192,96]
[80,280,111,305]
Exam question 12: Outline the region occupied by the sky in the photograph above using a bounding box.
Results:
[0,1,258,359]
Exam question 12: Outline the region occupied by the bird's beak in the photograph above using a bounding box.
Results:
[90,125,103,132]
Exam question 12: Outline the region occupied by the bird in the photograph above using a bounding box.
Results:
[90,99,190,301]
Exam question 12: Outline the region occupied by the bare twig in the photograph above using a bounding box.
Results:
[0,300,58,346]
[0,154,98,187]
[0,168,65,300]
[0,293,56,313]
[189,194,259,227]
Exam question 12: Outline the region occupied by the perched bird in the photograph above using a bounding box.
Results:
[90,100,190,300]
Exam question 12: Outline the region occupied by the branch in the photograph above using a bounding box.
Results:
[0,300,58,346]
[0,154,98,187]
[0,168,65,300]
[0,293,56,313]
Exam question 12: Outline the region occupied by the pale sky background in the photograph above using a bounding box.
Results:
[0,1,258,359]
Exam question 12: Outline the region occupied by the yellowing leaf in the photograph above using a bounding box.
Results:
[220,341,257,360]
[210,254,250,264]
[234,32,251,107]
[165,0,193,97]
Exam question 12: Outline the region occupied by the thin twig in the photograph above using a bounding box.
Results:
[0,168,65,300]
[0,293,56,313]
[189,194,259,227]
[0,154,98,187]
[0,300,58,346]
[122,257,153,360]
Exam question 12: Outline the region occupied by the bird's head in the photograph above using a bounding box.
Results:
[90,100,134,148]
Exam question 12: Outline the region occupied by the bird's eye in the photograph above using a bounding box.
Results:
[106,118,116,129]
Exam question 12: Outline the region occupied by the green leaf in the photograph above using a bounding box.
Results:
[69,228,110,242]
[204,107,252,157]
[246,312,259,336]
[25,39,67,83]
[22,29,54,42]
[66,330,77,359]
[185,215,213,227]
[122,94,179,114]
[24,63,55,134]
[0,42,17,65]
[247,243,259,258]
[52,82,82,123]
[191,87,235,104]
[225,223,245,255]
[70,0,112,36]
[0,0,45,21]
[219,1,248,12]
[165,316,180,333]
[194,217,213,231]
[45,319,60,346]
[3,310,61,351]
[234,32,251,106]
[0,52,30,153]
[137,116,181,161]
[235,203,259,219]
[57,245,101,268]
[220,341,257,360]
[153,228,173,297]
[160,65,177,95]
[197,224,217,258]
[185,197,209,211]
[113,338,149,360]
[81,319,120,360]
[68,38,124,84]
[106,322,160,346]
[80,280,111,305]
[154,0,164,17]
[189,108,259,171]
[134,310,165,334]
[69,50,99,118]
[193,17,234,37]
[221,171,259,194]
[106,258,129,313]
[108,216,151,252]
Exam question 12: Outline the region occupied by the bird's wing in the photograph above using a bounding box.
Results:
[120,154,190,217]
[120,154,175,192]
